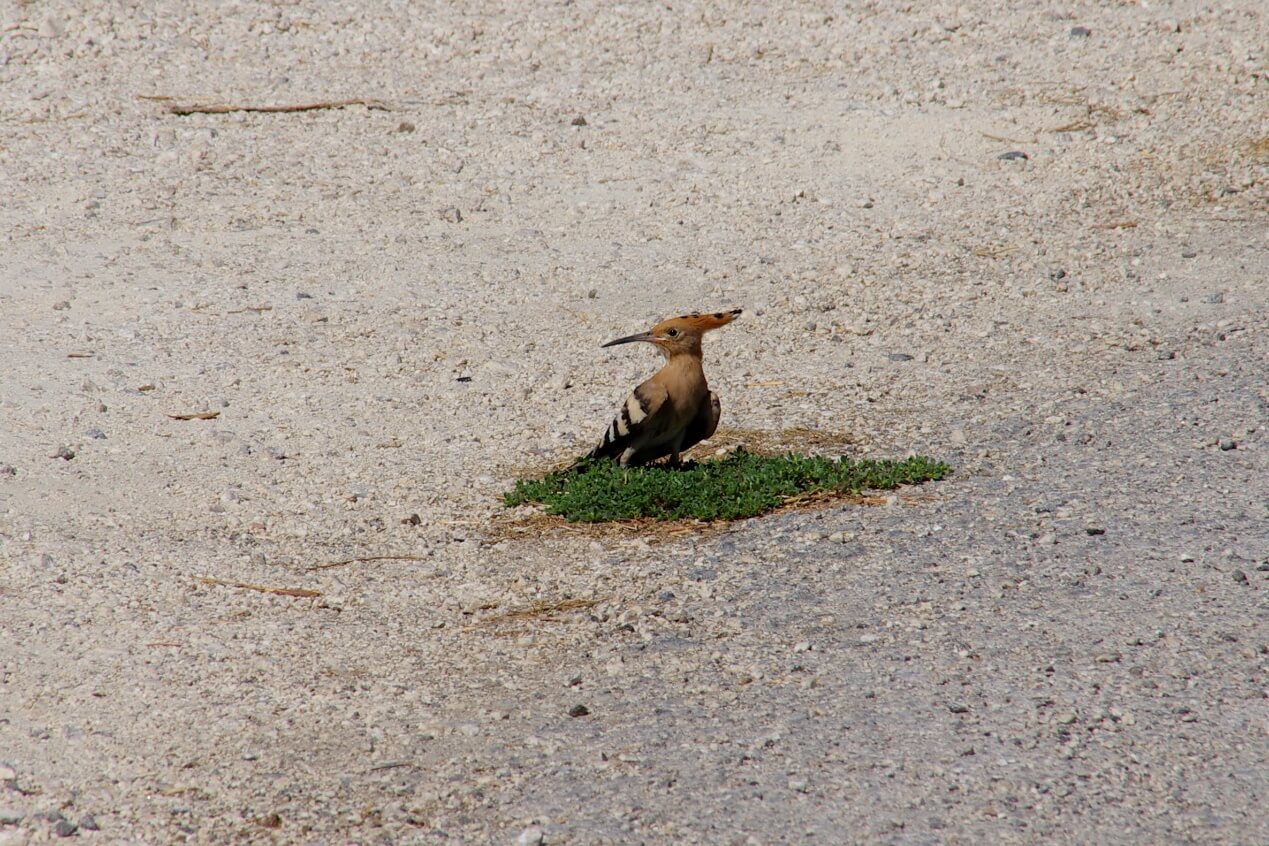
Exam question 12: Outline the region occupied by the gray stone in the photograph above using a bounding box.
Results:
[515,826,545,846]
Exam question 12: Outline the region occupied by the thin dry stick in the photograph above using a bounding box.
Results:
[980,131,1037,145]
[169,411,220,421]
[492,598,601,621]
[307,555,430,572]
[162,98,390,116]
[368,761,413,772]
[1050,120,1094,133]
[195,576,321,598]
[466,598,602,630]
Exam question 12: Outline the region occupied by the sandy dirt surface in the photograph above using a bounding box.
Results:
[2,1,1266,843]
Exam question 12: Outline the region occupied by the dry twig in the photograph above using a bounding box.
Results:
[466,598,603,630]
[169,411,220,421]
[195,576,320,598]
[980,131,1036,145]
[156,97,390,116]
[307,554,430,572]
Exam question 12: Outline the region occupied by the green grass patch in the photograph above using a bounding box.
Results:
[504,449,951,523]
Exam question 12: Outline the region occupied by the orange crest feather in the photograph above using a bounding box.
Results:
[652,308,742,335]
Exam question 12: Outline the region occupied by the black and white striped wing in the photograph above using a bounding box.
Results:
[587,381,669,461]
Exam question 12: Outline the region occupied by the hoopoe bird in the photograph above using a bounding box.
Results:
[587,308,741,467]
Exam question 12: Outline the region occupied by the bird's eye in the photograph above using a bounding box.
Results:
[666,328,679,337]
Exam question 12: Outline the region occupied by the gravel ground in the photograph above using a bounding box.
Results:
[1,1,1266,844]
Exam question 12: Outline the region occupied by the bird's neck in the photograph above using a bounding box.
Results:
[660,352,707,388]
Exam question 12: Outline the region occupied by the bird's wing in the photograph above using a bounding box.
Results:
[629,391,720,465]
[587,380,670,461]
[683,390,721,451]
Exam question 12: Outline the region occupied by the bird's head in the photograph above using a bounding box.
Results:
[602,308,742,358]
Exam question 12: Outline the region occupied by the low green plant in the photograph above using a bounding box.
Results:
[504,449,951,522]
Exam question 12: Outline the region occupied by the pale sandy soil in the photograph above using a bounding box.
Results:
[1,2,1266,844]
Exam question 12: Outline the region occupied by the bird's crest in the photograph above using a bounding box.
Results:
[652,308,742,336]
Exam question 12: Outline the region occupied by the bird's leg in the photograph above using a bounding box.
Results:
[667,433,686,468]
[619,447,637,468]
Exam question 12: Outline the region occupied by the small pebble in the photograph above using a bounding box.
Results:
[85,428,106,439]
[1085,527,1105,536]
[78,815,99,831]
[54,820,78,838]
[516,826,545,846]
[440,206,463,223]
[1181,250,1197,258]
[1069,25,1092,37]
[0,464,16,477]
[1055,712,1078,725]
[1202,292,1224,304]
[1231,570,1248,585]
[53,446,75,460]
[568,704,590,718]
[396,121,416,133]
[0,808,22,825]
[571,115,588,126]
[948,703,970,714]
[1218,439,1236,451]
[1156,349,1175,360]
[402,513,422,525]
[998,151,1028,161]
[886,352,913,362]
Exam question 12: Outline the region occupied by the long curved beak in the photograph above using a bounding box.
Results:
[602,331,657,348]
